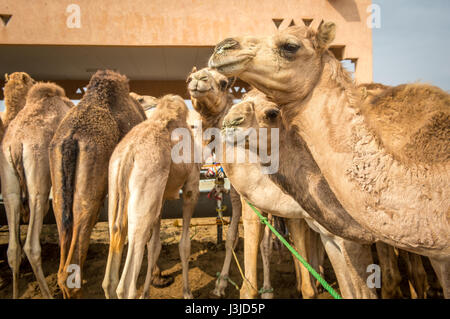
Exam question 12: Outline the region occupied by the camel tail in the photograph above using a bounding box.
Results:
[60,138,79,233]
[8,143,29,223]
[109,150,132,251]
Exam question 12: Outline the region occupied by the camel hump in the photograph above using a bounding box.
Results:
[154,94,189,123]
[361,83,450,165]
[27,82,66,101]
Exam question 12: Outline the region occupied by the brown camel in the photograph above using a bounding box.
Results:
[49,70,146,299]
[209,23,450,297]
[102,95,200,299]
[187,68,328,299]
[2,72,35,130]
[222,91,377,298]
[0,82,73,298]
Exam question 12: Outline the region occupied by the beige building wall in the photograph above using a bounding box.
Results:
[0,0,373,89]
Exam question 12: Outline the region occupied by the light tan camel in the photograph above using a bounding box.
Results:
[129,92,158,118]
[209,23,450,297]
[187,67,299,298]
[49,70,146,298]
[2,72,35,130]
[222,91,377,298]
[187,68,336,299]
[186,67,252,298]
[225,89,432,299]
[0,82,73,299]
[102,95,200,299]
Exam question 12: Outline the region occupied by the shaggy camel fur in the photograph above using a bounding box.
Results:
[2,72,35,129]
[102,95,200,299]
[222,91,377,298]
[49,70,146,298]
[0,82,73,298]
[209,23,450,297]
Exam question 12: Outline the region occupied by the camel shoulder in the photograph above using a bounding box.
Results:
[359,83,450,166]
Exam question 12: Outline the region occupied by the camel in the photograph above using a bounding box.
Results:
[224,88,433,299]
[129,92,158,117]
[187,67,338,299]
[49,70,146,298]
[209,23,450,297]
[0,82,73,298]
[2,72,35,130]
[102,94,200,299]
[186,66,251,297]
[221,91,378,298]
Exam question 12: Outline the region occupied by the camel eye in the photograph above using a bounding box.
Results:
[280,43,300,54]
[138,98,144,103]
[219,80,228,91]
[265,109,279,120]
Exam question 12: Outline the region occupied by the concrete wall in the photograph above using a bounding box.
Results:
[0,0,373,82]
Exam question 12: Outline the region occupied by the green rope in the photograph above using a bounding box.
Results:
[245,200,342,300]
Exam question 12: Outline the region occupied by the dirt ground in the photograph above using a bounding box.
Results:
[0,218,443,299]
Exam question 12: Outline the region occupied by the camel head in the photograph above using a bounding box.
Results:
[222,89,280,146]
[130,92,158,111]
[209,22,337,104]
[187,67,235,117]
[4,72,35,100]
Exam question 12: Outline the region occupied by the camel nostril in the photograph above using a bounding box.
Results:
[215,38,240,53]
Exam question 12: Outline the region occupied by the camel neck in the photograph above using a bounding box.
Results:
[193,95,233,131]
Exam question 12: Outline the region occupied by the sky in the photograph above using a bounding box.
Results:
[372,0,450,90]
[1,0,449,111]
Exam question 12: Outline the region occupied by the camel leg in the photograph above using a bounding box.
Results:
[259,215,274,299]
[340,240,377,299]
[0,162,22,299]
[375,242,403,299]
[309,229,325,292]
[140,216,162,299]
[179,176,199,299]
[58,149,109,299]
[287,219,317,299]
[320,235,357,298]
[213,185,241,297]
[292,255,302,296]
[102,159,128,299]
[22,158,52,298]
[428,257,449,299]
[240,197,263,299]
[399,250,428,299]
[116,176,164,299]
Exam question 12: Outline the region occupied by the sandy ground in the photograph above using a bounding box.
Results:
[0,218,443,299]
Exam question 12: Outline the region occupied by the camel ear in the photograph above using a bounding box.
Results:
[186,66,198,83]
[316,21,336,50]
[4,73,9,82]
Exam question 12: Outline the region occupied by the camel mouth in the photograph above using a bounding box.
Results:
[188,87,213,97]
[208,55,253,76]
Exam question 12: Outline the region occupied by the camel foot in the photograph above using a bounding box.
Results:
[151,274,174,288]
[261,291,274,299]
[212,275,229,298]
[183,290,194,299]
